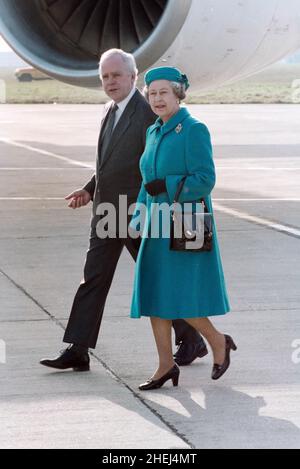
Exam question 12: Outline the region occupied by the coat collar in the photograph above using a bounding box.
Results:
[150,107,190,136]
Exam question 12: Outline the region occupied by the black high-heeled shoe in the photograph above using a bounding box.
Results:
[211,334,237,380]
[139,364,180,391]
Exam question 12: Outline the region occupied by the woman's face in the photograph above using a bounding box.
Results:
[148,80,180,122]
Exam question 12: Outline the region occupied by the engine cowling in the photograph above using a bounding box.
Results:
[0,0,299,89]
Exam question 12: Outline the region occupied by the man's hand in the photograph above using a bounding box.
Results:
[65,189,92,209]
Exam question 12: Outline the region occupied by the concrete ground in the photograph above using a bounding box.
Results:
[0,104,299,449]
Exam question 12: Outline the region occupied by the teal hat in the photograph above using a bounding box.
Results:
[144,66,190,90]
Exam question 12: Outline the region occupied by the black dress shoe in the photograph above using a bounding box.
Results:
[211,335,237,380]
[40,345,90,371]
[174,342,208,366]
[139,364,180,391]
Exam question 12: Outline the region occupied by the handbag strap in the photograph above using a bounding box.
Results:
[173,176,207,211]
[173,176,187,203]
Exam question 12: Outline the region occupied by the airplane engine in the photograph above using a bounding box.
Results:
[0,0,300,89]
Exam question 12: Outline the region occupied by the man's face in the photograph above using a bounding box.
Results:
[100,55,135,103]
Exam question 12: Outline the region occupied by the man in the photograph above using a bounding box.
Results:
[40,49,207,372]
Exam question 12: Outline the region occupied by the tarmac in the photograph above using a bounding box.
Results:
[0,104,299,449]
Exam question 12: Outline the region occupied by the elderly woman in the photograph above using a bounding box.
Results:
[129,67,235,390]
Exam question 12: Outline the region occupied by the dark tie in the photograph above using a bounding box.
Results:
[100,103,118,161]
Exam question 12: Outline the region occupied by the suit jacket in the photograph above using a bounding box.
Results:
[83,89,156,230]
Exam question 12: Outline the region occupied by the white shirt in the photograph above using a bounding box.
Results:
[113,87,137,129]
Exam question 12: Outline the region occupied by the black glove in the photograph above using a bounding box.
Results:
[144,179,167,196]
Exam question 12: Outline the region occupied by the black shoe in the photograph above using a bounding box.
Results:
[139,364,180,391]
[40,345,90,371]
[174,342,208,366]
[211,335,237,380]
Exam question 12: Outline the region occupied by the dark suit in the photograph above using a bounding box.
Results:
[63,89,202,348]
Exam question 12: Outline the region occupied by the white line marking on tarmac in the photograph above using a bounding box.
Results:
[0,138,94,169]
[216,167,300,170]
[1,167,299,171]
[213,203,300,237]
[214,198,300,201]
[0,167,93,170]
[0,197,64,200]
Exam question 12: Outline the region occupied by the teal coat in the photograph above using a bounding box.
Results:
[130,107,230,319]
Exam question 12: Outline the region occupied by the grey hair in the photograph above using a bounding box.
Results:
[99,49,138,79]
[143,81,186,102]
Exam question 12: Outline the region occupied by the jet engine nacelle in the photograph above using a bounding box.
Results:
[0,0,300,89]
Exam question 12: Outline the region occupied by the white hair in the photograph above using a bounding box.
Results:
[170,81,186,100]
[143,81,186,102]
[99,49,138,78]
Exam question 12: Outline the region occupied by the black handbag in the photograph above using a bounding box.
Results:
[170,176,213,252]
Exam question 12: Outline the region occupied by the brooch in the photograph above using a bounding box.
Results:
[175,123,183,134]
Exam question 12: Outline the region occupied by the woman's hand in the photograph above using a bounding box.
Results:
[144,179,167,196]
